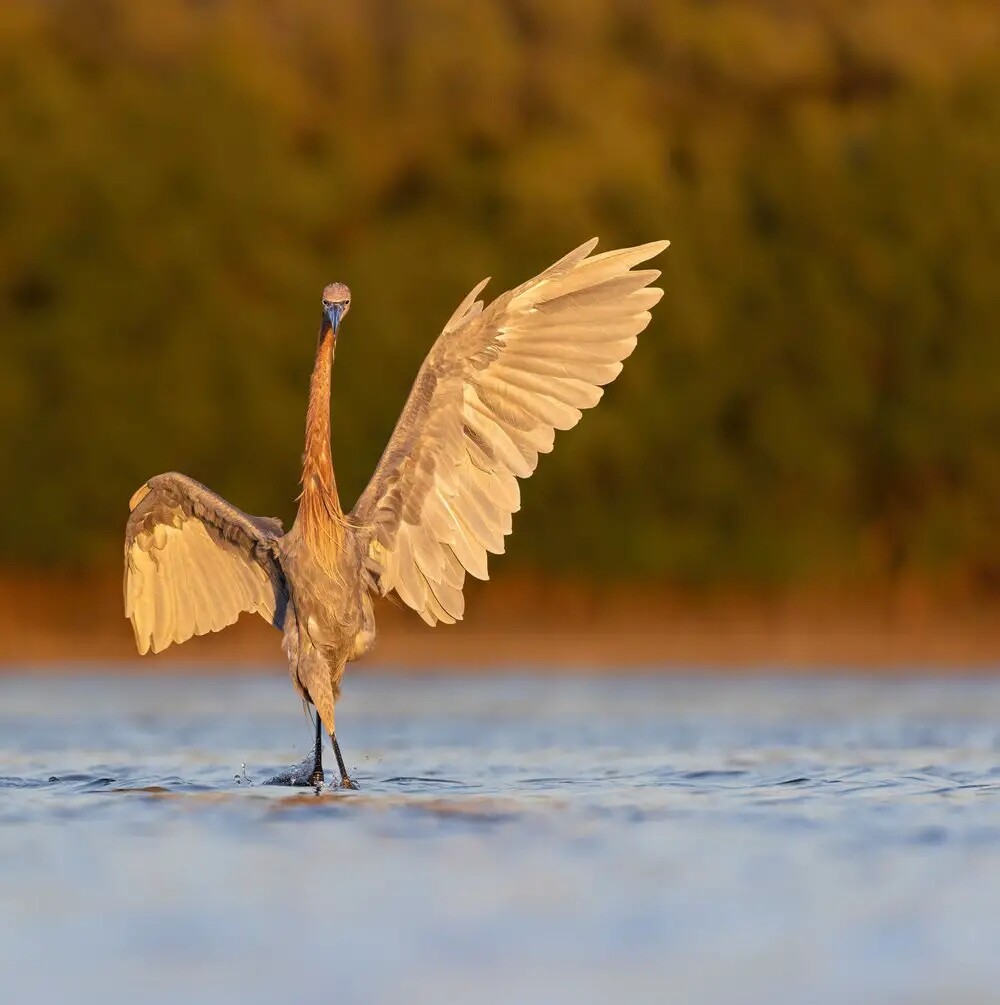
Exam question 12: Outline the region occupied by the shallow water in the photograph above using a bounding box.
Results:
[2,672,1000,1004]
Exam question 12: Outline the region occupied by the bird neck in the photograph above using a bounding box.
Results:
[297,323,344,539]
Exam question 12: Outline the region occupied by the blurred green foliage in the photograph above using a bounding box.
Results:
[1,0,998,586]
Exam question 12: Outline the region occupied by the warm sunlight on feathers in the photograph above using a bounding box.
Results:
[353,238,669,625]
[123,238,668,766]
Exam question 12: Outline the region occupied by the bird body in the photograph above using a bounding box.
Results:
[277,515,375,732]
[124,238,669,786]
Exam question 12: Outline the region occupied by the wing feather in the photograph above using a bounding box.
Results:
[124,472,287,654]
[351,238,669,624]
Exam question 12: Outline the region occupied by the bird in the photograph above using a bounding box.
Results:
[124,237,669,788]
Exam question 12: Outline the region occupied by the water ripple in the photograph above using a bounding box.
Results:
[3,673,1000,1005]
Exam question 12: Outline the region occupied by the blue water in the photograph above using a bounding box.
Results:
[1,672,999,1004]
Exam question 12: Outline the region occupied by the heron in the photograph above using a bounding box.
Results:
[124,237,669,788]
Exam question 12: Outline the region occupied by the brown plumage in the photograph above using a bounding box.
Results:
[124,238,669,787]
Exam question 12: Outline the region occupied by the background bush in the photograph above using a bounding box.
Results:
[1,0,998,588]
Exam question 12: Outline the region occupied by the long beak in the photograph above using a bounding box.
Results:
[324,302,345,335]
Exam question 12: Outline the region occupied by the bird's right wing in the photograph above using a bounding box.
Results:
[350,238,668,625]
[124,472,288,654]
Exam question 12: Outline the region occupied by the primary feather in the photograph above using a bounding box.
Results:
[351,237,668,625]
[124,472,287,654]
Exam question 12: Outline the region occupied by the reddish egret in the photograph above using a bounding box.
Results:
[124,238,669,787]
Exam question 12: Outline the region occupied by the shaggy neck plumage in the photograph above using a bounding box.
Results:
[296,320,343,541]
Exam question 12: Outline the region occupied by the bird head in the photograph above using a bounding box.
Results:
[321,282,351,335]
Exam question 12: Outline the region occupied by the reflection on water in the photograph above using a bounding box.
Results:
[1,672,1000,1004]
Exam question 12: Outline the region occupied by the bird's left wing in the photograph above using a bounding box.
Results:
[124,472,288,654]
[350,238,668,625]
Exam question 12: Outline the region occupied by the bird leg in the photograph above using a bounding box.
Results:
[308,709,325,787]
[262,709,325,787]
[330,730,359,789]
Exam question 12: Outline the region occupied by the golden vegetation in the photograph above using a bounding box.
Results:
[1,0,998,591]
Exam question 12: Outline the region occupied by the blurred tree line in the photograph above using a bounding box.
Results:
[0,0,998,588]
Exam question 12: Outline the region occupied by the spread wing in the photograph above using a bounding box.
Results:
[124,472,288,654]
[350,237,669,625]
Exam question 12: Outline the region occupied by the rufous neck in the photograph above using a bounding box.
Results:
[298,322,342,529]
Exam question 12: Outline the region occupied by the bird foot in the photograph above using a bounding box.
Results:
[264,752,325,787]
[339,775,360,790]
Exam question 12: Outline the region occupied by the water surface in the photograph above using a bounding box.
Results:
[1,672,999,1004]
